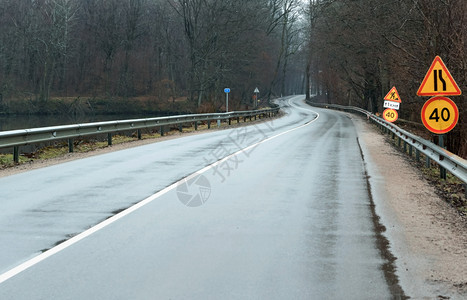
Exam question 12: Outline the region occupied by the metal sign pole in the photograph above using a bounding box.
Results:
[226,92,229,113]
[439,134,447,179]
[224,88,230,112]
[254,87,260,109]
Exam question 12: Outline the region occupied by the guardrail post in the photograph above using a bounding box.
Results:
[13,146,19,163]
[107,133,112,146]
[403,141,407,153]
[217,119,221,127]
[416,149,420,162]
[207,121,211,129]
[160,126,164,136]
[68,138,74,153]
[440,165,447,180]
[137,129,142,140]
[237,117,240,124]
[179,124,183,132]
[398,137,401,147]
[426,156,431,168]
[228,118,231,125]
[409,144,413,157]
[194,121,198,131]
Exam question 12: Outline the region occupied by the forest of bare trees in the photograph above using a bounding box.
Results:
[304,0,466,157]
[0,0,305,113]
[0,0,465,156]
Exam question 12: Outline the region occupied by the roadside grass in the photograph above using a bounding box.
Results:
[36,146,70,159]
[0,135,137,167]
[420,166,467,215]
[0,154,29,167]
[0,134,158,169]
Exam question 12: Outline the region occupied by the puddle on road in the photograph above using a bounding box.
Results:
[357,137,408,300]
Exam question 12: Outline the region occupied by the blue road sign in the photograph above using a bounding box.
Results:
[224,88,230,93]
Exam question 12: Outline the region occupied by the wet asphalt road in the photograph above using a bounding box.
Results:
[0,96,403,299]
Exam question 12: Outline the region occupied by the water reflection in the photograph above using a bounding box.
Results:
[0,113,164,131]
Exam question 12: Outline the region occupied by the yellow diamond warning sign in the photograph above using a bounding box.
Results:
[384,86,401,103]
[417,56,461,96]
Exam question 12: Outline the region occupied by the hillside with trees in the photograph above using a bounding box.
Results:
[304,0,466,157]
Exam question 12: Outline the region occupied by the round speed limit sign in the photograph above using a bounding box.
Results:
[383,108,398,123]
[421,96,459,134]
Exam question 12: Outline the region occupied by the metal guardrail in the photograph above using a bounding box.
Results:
[306,101,467,185]
[0,107,279,162]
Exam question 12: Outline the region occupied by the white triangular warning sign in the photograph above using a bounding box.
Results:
[384,86,401,103]
[417,56,461,96]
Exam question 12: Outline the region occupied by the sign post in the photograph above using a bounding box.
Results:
[382,86,401,122]
[417,56,461,96]
[420,96,459,134]
[384,86,401,102]
[254,87,259,108]
[224,88,230,112]
[417,56,462,179]
[383,108,398,123]
[439,134,446,179]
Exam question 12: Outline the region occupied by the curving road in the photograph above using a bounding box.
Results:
[0,96,405,299]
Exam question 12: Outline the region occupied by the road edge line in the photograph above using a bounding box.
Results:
[0,98,319,284]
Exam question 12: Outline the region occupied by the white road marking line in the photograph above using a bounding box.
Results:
[0,98,320,284]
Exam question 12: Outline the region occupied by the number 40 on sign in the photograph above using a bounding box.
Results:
[421,96,458,134]
[383,108,398,123]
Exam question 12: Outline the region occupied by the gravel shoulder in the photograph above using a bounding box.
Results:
[354,115,467,299]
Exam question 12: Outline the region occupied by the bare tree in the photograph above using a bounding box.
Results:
[82,0,123,96]
[118,0,148,97]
